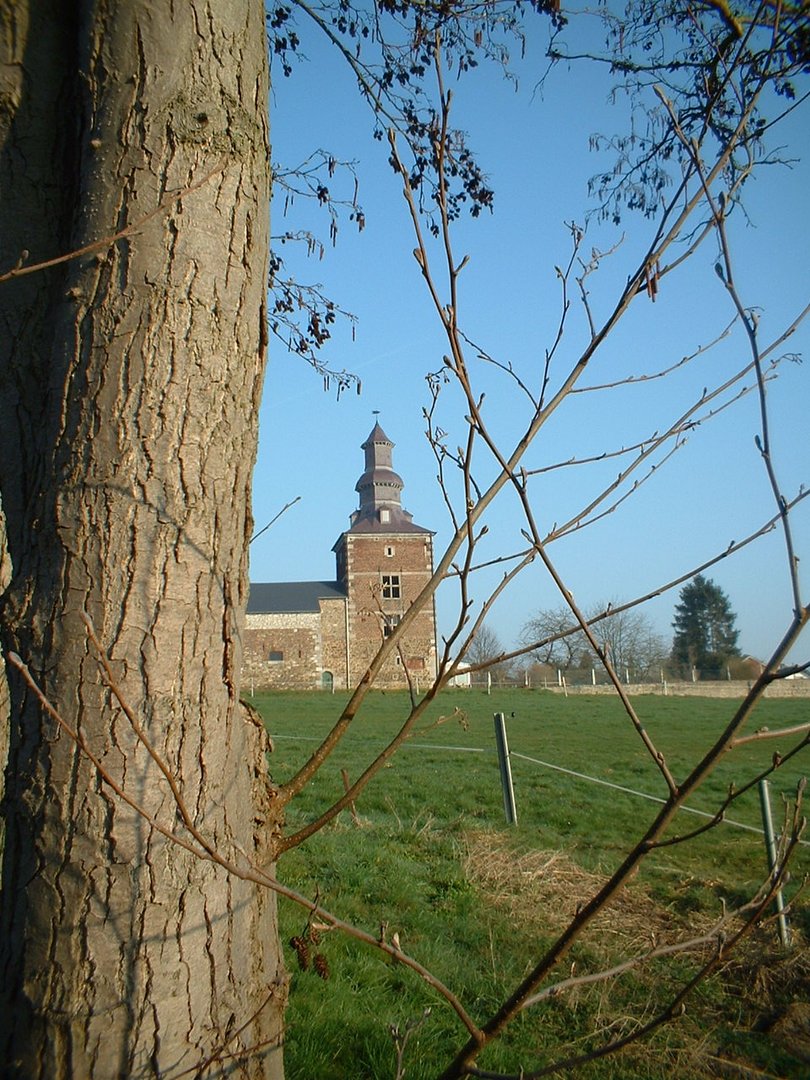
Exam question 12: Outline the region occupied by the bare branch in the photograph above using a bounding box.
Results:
[6,648,482,1041]
[250,496,302,545]
[0,161,227,284]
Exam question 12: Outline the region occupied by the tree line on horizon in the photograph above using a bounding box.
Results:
[466,574,748,684]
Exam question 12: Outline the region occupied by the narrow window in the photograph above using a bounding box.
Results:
[385,544,395,558]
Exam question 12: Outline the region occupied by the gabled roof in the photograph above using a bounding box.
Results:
[247,580,346,614]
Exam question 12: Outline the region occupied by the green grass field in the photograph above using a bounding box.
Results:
[253,689,810,1079]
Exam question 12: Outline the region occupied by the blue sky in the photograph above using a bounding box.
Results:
[252,10,809,666]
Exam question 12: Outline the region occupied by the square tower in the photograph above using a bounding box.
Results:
[333,422,437,688]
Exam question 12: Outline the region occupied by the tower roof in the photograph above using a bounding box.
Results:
[363,421,391,448]
[345,421,431,535]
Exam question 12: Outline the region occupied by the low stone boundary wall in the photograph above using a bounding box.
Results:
[541,680,810,699]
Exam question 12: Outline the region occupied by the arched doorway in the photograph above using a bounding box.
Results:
[321,670,334,692]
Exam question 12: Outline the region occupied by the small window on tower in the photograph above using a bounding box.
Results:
[385,545,395,558]
[383,614,402,638]
[381,574,400,600]
[379,508,390,523]
[268,650,284,662]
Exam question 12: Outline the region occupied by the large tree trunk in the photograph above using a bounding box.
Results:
[0,3,286,1076]
[0,499,9,875]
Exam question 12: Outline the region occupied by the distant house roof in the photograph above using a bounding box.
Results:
[247,581,346,614]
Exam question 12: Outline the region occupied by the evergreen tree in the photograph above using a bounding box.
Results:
[671,575,741,679]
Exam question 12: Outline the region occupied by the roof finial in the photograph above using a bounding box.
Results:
[372,409,380,417]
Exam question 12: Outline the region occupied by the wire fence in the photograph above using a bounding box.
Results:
[271,731,809,847]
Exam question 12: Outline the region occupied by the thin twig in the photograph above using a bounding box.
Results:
[0,161,227,284]
[250,496,302,544]
[6,648,482,1041]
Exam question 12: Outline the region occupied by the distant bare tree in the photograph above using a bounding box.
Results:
[523,603,668,682]
[521,606,587,672]
[586,603,670,682]
[463,623,515,684]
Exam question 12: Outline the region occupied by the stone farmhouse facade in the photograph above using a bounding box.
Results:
[243,423,438,690]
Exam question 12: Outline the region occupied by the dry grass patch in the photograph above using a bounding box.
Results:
[463,829,810,1077]
[463,828,676,949]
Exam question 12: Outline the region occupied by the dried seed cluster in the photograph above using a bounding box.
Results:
[289,926,330,979]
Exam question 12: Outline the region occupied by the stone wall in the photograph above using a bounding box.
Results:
[243,612,322,690]
[537,679,810,699]
[320,597,350,690]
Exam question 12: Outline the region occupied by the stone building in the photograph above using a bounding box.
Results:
[244,422,438,690]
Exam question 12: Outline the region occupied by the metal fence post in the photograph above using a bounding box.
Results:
[758,778,791,947]
[493,712,518,825]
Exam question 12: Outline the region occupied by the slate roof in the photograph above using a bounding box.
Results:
[343,517,432,536]
[364,421,390,446]
[247,580,346,614]
[345,420,432,536]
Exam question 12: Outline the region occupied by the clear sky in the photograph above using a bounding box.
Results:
[251,8,809,667]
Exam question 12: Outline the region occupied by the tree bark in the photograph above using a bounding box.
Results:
[0,499,9,877]
[0,3,286,1076]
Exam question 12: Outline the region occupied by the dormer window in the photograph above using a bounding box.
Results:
[379,508,390,524]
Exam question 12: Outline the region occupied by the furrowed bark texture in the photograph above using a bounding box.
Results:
[0,500,9,874]
[0,3,286,1076]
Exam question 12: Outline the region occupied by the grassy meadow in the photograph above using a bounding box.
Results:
[253,689,810,1078]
